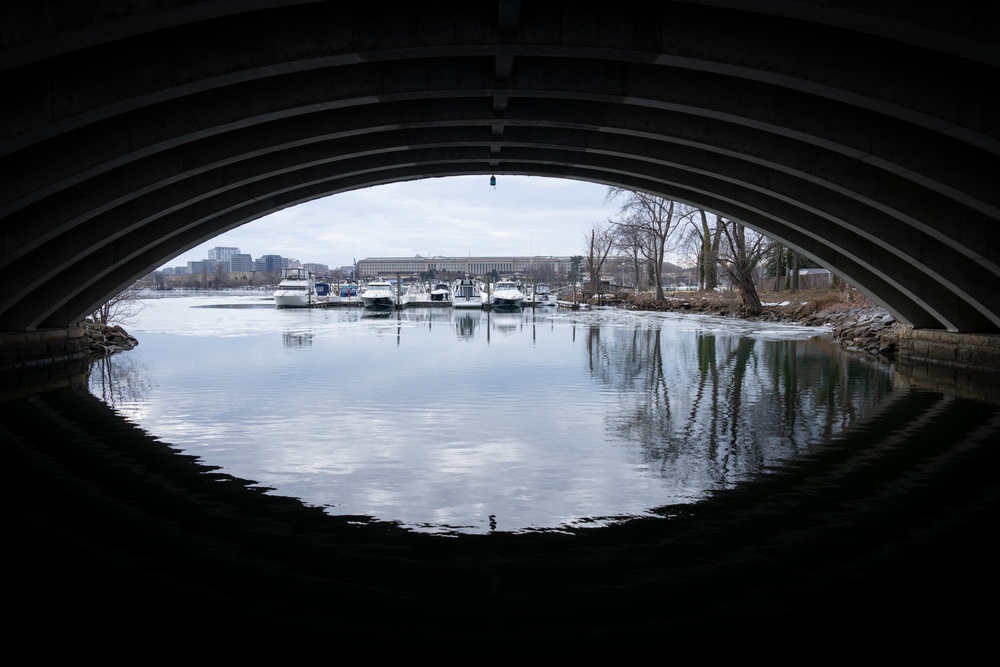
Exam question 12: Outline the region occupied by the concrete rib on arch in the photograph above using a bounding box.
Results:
[1,1,998,333]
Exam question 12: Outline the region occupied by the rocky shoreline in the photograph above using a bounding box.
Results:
[616,288,901,361]
[813,306,899,359]
[84,319,139,358]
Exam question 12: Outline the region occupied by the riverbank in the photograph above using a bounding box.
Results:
[612,286,1000,373]
[617,286,901,360]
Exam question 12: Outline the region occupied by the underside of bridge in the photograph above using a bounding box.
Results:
[2,1,999,334]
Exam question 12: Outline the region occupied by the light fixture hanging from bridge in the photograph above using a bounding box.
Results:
[490,175,496,188]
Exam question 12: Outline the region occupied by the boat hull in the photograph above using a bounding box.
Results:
[490,298,523,309]
[360,280,398,309]
[274,294,312,308]
[363,298,395,309]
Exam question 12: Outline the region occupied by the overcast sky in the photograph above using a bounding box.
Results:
[161,175,646,271]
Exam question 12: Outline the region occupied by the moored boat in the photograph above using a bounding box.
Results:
[490,278,525,309]
[429,281,452,303]
[526,282,557,306]
[361,279,397,309]
[274,267,332,308]
[338,283,361,305]
[453,276,485,308]
[401,282,419,306]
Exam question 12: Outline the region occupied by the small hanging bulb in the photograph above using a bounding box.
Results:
[490,175,496,188]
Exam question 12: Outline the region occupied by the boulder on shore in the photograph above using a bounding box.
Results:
[85,320,138,358]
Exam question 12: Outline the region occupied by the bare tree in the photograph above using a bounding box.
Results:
[151,270,168,290]
[212,261,228,289]
[613,220,649,288]
[772,241,785,291]
[691,209,722,290]
[716,218,767,315]
[568,255,583,304]
[605,188,678,302]
[583,223,616,302]
[534,262,556,285]
[91,282,146,326]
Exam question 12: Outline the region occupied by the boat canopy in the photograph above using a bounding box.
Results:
[281,267,311,281]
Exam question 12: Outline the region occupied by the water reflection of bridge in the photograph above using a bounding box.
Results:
[3,359,997,659]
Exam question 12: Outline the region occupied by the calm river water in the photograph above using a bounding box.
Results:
[89,290,896,535]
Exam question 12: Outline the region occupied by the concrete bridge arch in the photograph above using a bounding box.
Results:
[2,0,999,336]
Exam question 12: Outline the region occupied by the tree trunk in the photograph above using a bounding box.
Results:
[708,222,720,289]
[697,209,720,291]
[587,229,598,296]
[733,268,762,315]
[773,242,783,291]
[719,219,763,315]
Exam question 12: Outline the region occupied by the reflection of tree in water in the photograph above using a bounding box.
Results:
[587,324,893,489]
[88,352,156,415]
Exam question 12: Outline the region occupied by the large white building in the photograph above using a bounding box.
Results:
[208,246,241,262]
[357,255,571,279]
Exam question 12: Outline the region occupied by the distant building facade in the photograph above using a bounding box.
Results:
[208,246,241,262]
[158,249,308,279]
[186,259,227,275]
[303,262,329,276]
[357,255,572,278]
[255,254,288,273]
[230,254,254,272]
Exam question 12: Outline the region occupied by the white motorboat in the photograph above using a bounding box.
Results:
[526,282,557,306]
[274,267,333,308]
[490,278,525,309]
[453,276,484,309]
[338,283,361,305]
[429,281,452,303]
[401,282,419,306]
[361,279,397,309]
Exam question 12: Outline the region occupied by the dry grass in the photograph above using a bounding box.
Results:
[619,285,871,321]
[758,286,856,317]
